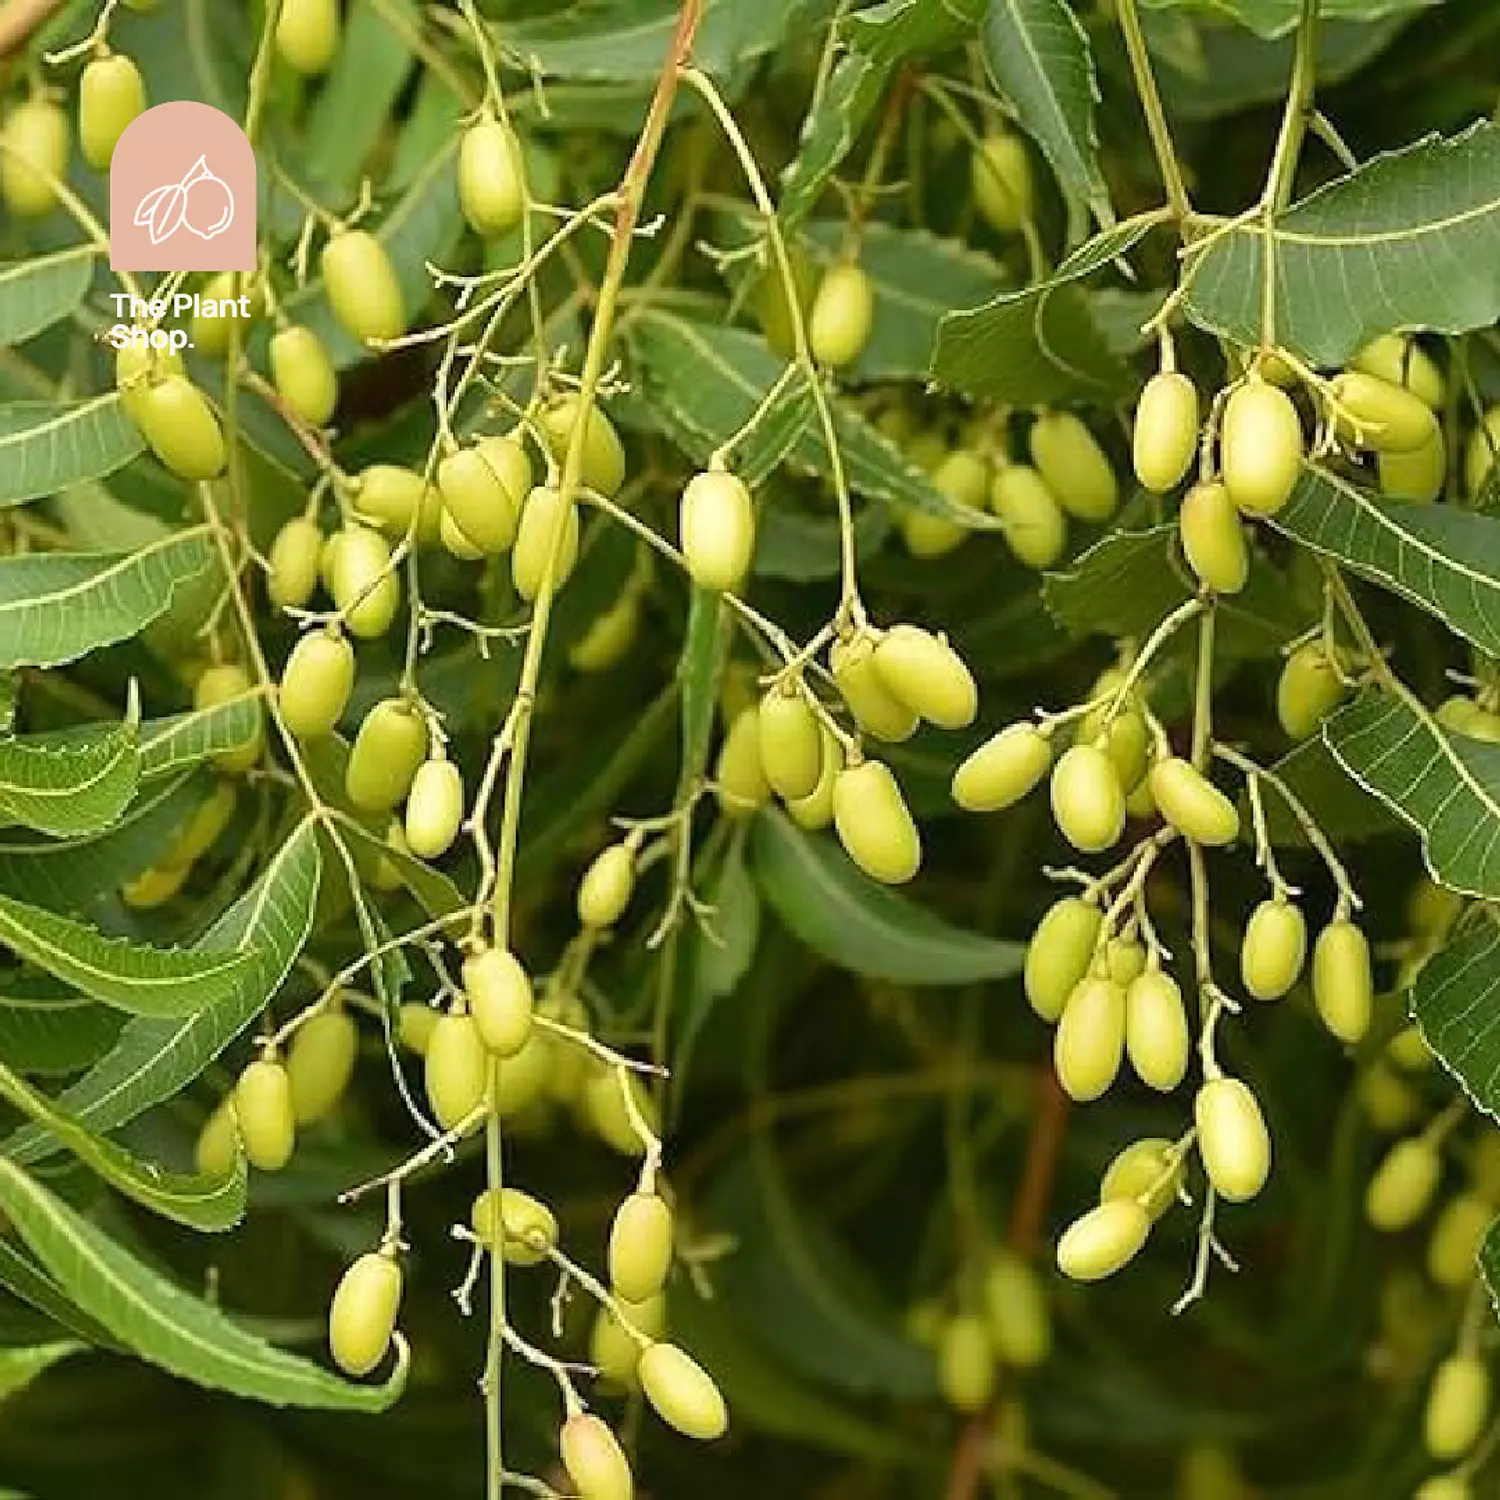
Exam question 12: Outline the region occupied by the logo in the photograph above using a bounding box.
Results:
[109,101,256,271]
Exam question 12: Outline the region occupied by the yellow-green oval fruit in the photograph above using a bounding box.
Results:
[871,625,977,730]
[512,486,580,601]
[187,271,246,356]
[591,1299,657,1387]
[938,1314,996,1413]
[1352,333,1445,410]
[1105,936,1146,986]
[322,229,407,344]
[1096,710,1151,796]
[1425,1355,1490,1461]
[751,243,815,359]
[609,1192,674,1303]
[1056,1200,1151,1282]
[165,780,237,869]
[715,706,770,817]
[1415,1476,1471,1500]
[680,469,755,592]
[1179,481,1248,595]
[1050,743,1126,853]
[478,432,533,505]
[1024,896,1103,1022]
[990,464,1068,569]
[1277,644,1345,740]
[1428,1192,1491,1288]
[279,629,355,739]
[269,325,338,427]
[932,448,990,509]
[115,339,185,423]
[758,688,823,802]
[983,1250,1051,1369]
[353,464,439,545]
[80,53,145,171]
[787,725,840,831]
[832,760,921,885]
[1388,1024,1434,1071]
[1359,1062,1421,1134]
[195,1099,238,1176]
[286,1007,358,1125]
[464,947,533,1059]
[328,1252,402,1377]
[345,698,428,812]
[330,525,401,639]
[458,114,524,238]
[440,497,484,560]
[1133,372,1200,493]
[471,1186,559,1265]
[570,595,639,673]
[1148,757,1239,847]
[808,263,875,369]
[1330,370,1439,453]
[194,664,263,775]
[1240,898,1307,1001]
[494,1028,556,1119]
[1194,1077,1271,1203]
[1221,380,1303,516]
[277,0,340,72]
[397,1002,438,1056]
[1379,429,1446,503]
[135,376,226,480]
[234,1058,296,1171]
[580,1065,656,1156]
[539,394,627,498]
[404,758,464,860]
[952,723,1052,813]
[578,843,636,928]
[1466,406,1500,498]
[437,447,518,556]
[972,131,1033,234]
[424,1012,488,1131]
[830,631,919,743]
[1101,1137,1182,1219]
[121,862,191,909]
[901,506,966,560]
[1125,969,1189,1092]
[1055,975,1126,1102]
[266,517,323,611]
[1029,412,1118,522]
[560,1413,635,1500]
[1,100,69,217]
[1365,1137,1441,1232]
[1311,920,1373,1045]
[639,1343,728,1441]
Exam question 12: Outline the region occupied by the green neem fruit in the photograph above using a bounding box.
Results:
[1,100,69,217]
[952,722,1052,813]
[1133,372,1200,493]
[832,760,921,885]
[478,432,533,505]
[330,525,402,639]
[424,1011,488,1131]
[321,229,407,344]
[276,0,339,73]
[1428,1192,1492,1289]
[937,1314,995,1414]
[1311,919,1373,1044]
[577,842,636,929]
[715,706,770,817]
[191,272,264,355]
[165,780,237,869]
[1466,406,1500,498]
[404,758,464,860]
[1379,429,1446,503]
[1148,757,1239,847]
[581,1066,657,1156]
[345,698,428,812]
[1125,969,1189,1092]
[80,53,145,170]
[328,1252,402,1377]
[269,325,338,427]
[234,1058,296,1172]
[787,726,841,831]
[1359,1063,1421,1134]
[560,1413,634,1500]
[1055,975,1126,1102]
[121,863,191,909]
[512,486,580,601]
[900,509,967,560]
[471,1186,558,1265]
[1277,643,1346,740]
[1352,333,1445,410]
[458,113,525,238]
[1100,1137,1182,1220]
[135,376,226,480]
[279,629,355,739]
[591,1302,650,1388]
[352,464,440,545]
[808,262,875,369]
[1024,896,1102,1022]
[1056,1200,1151,1282]
[286,1007,358,1125]
[194,663,263,774]
[1194,1077,1271,1203]
[437,446,519,556]
[972,130,1033,234]
[266,517,324,611]
[830,631,918,742]
[1330,370,1439,454]
[464,946,534,1059]
[1221,380,1303,516]
[1415,1475,1471,1500]
[609,1192,674,1303]
[932,448,990,509]
[990,464,1068,569]
[1388,1024,1434,1071]
[1050,743,1125,853]
[397,1002,438,1056]
[116,338,185,422]
[751,243,815,359]
[1240,897,1307,1001]
[570,594,639,673]
[871,625,978,730]
[758,687,823,802]
[195,1098,238,1176]
[1105,936,1146,986]
[1179,481,1248,595]
[1028,412,1118,522]
[1095,709,1150,795]
[983,1250,1051,1369]
[1425,1355,1490,1461]
[1365,1136,1441,1232]
[494,1028,556,1119]
[540,394,627,498]
[680,469,755,592]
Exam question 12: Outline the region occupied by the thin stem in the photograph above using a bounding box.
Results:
[1113,0,1191,221]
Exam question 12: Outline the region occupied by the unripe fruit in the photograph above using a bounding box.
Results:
[471,1186,558,1265]
[328,1252,402,1377]
[1029,412,1118,522]
[1428,1192,1491,1288]
[830,631,918,742]
[458,114,525,238]
[539,395,627,498]
[189,272,260,356]
[1101,1137,1182,1219]
[578,843,636,928]
[279,630,355,739]
[1,100,69,217]
[591,1298,657,1387]
[680,470,755,591]
[1050,743,1125,853]
[424,1012,488,1131]
[195,664,263,775]
[560,1413,634,1500]
[990,464,1068,569]
[1055,976,1126,1102]
[808,263,875,369]
[751,243,815,359]
[165,781,238,869]
[322,230,406,344]
[463,947,534,1059]
[134,376,226,480]
[1359,1063,1421,1134]
[277,0,339,72]
[570,595,639,672]
[983,1250,1051,1369]
[1311,920,1373,1044]
[1221,380,1303,516]
[1125,969,1190,1092]
[932,448,990,509]
[1466,406,1500,498]
[270,325,338,428]
[1425,1355,1490,1460]
[787,725,840,831]
[1133,372,1200,493]
[1240,898,1307,1001]
[1415,1477,1471,1500]
[1352,333,1445,410]
[329,525,402,639]
[639,1343,728,1441]
[437,446,519,556]
[1330,370,1439,453]
[1024,897,1102,1022]
[353,464,440,544]
[404,758,464,860]
[284,1007,358,1125]
[121,863,190,909]
[832,760,921,885]
[512,486,580,601]
[493,1029,556,1119]
[234,1058,296,1171]
[1148,758,1239,847]
[1056,1200,1151,1282]
[937,1314,995,1413]
[1194,1077,1271,1203]
[116,339,185,423]
[871,625,977,730]
[345,699,428,813]
[972,131,1033,233]
[1095,709,1150,794]
[1365,1136,1441,1232]
[758,688,823,802]
[1379,429,1446,503]
[1388,1024,1434,1071]
[195,1099,238,1176]
[397,1002,438,1055]
[715,706,770,816]
[80,54,145,170]
[581,1066,657,1156]
[609,1192,674,1303]
[1105,936,1146,986]
[952,723,1052,813]
[267,517,324,611]
[1179,481,1248,595]
[1277,644,1345,740]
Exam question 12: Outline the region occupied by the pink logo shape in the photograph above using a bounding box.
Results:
[110,102,256,271]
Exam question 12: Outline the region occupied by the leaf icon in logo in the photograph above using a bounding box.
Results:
[134,180,189,245]
[131,157,234,246]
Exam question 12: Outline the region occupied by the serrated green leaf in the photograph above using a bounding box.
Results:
[0,247,95,346]
[0,717,140,838]
[0,979,122,1077]
[137,700,262,781]
[1141,0,1437,42]
[1481,1211,1500,1317]
[0,1240,118,1352]
[1259,734,1398,847]
[1412,915,1500,1117]
[0,1341,78,1403]
[0,396,147,508]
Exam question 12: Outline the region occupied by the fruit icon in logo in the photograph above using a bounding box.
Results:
[133,154,234,244]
